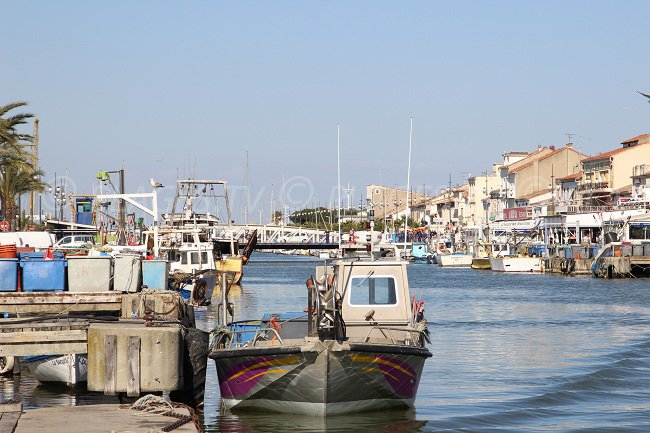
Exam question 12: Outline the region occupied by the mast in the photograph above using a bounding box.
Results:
[337,124,341,249]
[245,149,250,224]
[404,117,413,249]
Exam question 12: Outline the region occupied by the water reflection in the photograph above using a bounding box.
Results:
[210,408,427,433]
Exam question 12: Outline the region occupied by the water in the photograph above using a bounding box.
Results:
[3,254,650,432]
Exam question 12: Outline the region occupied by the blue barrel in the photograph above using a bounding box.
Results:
[142,259,169,290]
[0,259,19,292]
[20,253,66,292]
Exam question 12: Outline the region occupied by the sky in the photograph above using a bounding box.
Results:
[3,1,650,224]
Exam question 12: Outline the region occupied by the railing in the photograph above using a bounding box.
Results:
[220,327,285,349]
[578,181,609,191]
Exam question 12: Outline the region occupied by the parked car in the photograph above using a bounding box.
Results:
[53,235,96,249]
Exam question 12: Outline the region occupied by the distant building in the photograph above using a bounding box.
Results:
[579,133,650,208]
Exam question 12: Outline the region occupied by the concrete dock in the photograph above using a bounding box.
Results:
[6,402,200,433]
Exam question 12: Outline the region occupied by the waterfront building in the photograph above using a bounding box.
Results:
[579,133,650,209]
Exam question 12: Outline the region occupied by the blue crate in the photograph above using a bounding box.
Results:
[20,256,66,292]
[142,260,169,290]
[0,259,19,292]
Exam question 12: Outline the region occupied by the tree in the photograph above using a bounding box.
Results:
[0,102,47,230]
[271,211,283,225]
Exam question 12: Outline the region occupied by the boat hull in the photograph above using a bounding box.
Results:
[211,340,431,415]
[471,258,491,269]
[437,254,473,267]
[23,354,88,386]
[489,256,543,273]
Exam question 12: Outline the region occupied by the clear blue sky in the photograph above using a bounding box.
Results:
[3,1,650,223]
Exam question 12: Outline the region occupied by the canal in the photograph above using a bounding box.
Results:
[3,253,650,432]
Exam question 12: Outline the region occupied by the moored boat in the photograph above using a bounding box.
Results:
[22,354,88,386]
[489,256,543,272]
[437,252,473,267]
[209,251,432,415]
[488,242,543,273]
[471,258,491,269]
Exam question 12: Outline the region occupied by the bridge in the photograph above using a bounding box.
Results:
[216,223,342,251]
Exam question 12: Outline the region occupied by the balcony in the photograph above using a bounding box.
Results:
[578,181,610,192]
[632,165,650,178]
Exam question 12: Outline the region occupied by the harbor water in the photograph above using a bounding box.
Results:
[3,254,650,432]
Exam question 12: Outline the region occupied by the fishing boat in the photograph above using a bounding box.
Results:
[471,242,491,269]
[437,252,473,267]
[488,243,544,273]
[22,354,88,386]
[157,180,256,298]
[410,242,434,264]
[209,248,432,415]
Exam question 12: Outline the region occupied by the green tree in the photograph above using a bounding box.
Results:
[0,102,47,230]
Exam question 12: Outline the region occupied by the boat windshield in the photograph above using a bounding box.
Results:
[348,276,397,306]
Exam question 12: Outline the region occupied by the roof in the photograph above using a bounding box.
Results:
[506,147,553,172]
[581,147,630,162]
[557,171,582,182]
[612,184,632,195]
[517,189,550,200]
[621,133,650,144]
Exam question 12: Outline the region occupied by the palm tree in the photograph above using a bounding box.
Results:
[0,102,47,230]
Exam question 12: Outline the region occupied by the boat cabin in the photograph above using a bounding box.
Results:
[316,258,415,343]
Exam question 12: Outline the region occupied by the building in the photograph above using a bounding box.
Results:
[579,134,650,208]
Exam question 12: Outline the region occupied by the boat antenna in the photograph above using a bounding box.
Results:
[404,117,413,251]
[337,123,342,250]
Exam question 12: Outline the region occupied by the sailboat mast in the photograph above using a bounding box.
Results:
[404,117,413,248]
[337,124,341,249]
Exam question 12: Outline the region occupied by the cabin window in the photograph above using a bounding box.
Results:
[189,252,208,264]
[348,276,397,306]
[181,253,189,265]
[629,224,650,240]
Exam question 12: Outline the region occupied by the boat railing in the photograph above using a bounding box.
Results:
[361,325,425,346]
[225,327,285,349]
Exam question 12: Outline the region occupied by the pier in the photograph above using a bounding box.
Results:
[0,291,206,402]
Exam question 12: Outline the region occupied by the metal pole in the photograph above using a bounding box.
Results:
[221,272,229,327]
[118,169,126,245]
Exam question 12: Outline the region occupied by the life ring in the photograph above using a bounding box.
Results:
[192,279,208,305]
[0,356,15,375]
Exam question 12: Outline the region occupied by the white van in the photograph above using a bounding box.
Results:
[53,234,96,249]
[0,231,56,249]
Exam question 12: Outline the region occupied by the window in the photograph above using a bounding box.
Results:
[630,224,650,240]
[189,252,208,264]
[349,276,397,306]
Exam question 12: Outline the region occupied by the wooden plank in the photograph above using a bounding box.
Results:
[0,329,87,344]
[126,336,141,397]
[0,402,22,433]
[0,292,122,314]
[104,334,117,396]
[0,342,86,356]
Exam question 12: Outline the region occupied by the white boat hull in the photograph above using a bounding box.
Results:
[489,256,544,273]
[437,254,473,267]
[24,354,88,386]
